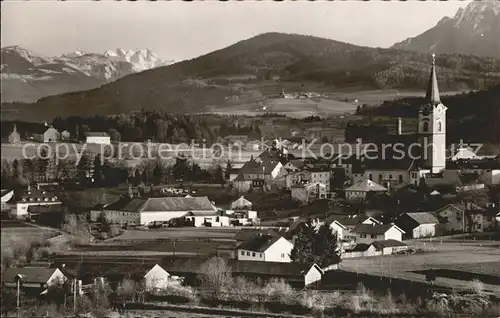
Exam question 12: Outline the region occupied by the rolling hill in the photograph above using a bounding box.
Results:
[2,32,500,121]
[392,1,500,58]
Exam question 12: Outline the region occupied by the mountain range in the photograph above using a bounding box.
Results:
[3,31,499,122]
[392,1,500,58]
[0,46,173,103]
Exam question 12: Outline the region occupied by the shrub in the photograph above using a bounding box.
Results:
[469,279,485,295]
[261,278,297,304]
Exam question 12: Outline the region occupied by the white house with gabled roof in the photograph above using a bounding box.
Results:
[237,234,294,263]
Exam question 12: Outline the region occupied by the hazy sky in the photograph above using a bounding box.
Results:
[2,0,471,61]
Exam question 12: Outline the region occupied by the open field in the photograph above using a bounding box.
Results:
[207,89,470,118]
[1,221,60,250]
[211,97,357,118]
[107,228,240,242]
[340,241,500,295]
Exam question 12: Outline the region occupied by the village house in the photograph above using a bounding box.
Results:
[8,125,21,144]
[65,263,179,293]
[33,127,60,143]
[85,132,111,144]
[60,130,71,141]
[343,240,408,259]
[143,264,177,292]
[351,223,405,245]
[5,186,62,220]
[394,212,440,239]
[225,196,258,225]
[435,204,465,234]
[3,267,66,295]
[291,182,327,204]
[283,160,306,173]
[345,178,387,201]
[302,167,331,191]
[232,153,284,193]
[1,189,14,212]
[371,239,409,255]
[90,195,219,226]
[237,234,294,263]
[327,215,381,242]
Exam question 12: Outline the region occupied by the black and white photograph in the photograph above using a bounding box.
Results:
[1,0,499,317]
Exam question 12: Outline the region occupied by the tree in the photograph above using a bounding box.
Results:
[313,224,341,267]
[107,129,121,142]
[77,152,92,184]
[225,160,233,181]
[198,257,233,300]
[35,146,50,182]
[212,164,225,187]
[426,270,437,292]
[290,222,315,265]
[93,155,103,185]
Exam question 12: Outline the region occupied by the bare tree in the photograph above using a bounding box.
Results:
[198,257,233,300]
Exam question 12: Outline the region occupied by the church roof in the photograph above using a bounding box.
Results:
[425,54,441,106]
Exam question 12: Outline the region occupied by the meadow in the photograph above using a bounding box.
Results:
[340,241,500,295]
[1,221,60,251]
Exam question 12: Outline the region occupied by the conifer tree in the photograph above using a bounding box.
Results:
[313,223,341,267]
[290,223,315,264]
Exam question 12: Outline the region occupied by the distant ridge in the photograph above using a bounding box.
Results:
[0,46,174,103]
[392,1,500,58]
[2,32,500,121]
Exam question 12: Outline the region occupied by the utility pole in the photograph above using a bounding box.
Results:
[73,278,77,317]
[16,277,20,309]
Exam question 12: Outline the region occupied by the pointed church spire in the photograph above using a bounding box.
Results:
[425,53,441,106]
[13,124,17,133]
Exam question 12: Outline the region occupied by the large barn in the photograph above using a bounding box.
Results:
[91,195,218,225]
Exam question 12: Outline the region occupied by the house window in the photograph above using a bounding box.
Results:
[246,252,250,256]
[281,253,285,258]
[241,251,244,256]
[437,121,442,132]
[371,234,377,239]
[369,174,372,180]
[260,253,262,258]
[252,252,256,257]
[399,175,403,183]
[379,174,382,181]
[389,174,393,180]
[360,234,367,238]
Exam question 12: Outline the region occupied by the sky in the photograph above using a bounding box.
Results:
[2,0,471,62]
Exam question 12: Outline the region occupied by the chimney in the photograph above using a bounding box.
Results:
[397,117,403,135]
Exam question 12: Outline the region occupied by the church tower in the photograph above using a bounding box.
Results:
[418,54,447,174]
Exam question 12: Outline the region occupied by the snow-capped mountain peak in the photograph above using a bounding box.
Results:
[1,45,173,103]
[103,48,173,72]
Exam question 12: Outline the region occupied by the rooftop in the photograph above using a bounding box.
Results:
[237,234,284,253]
[103,196,217,213]
[3,267,62,284]
[85,132,109,137]
[346,179,387,193]
[352,224,400,235]
[372,239,408,249]
[405,212,439,225]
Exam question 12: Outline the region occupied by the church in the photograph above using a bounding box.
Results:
[353,54,448,190]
